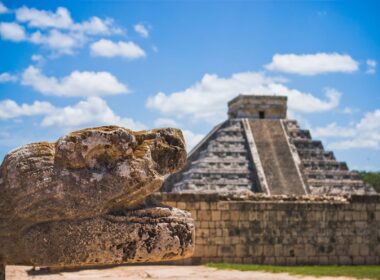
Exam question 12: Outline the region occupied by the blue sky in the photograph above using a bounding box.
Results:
[0,1,379,170]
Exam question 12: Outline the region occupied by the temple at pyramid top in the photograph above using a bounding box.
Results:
[162,95,375,195]
[228,95,287,119]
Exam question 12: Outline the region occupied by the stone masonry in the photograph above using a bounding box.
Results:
[163,95,376,195]
[154,192,380,265]
[163,120,258,192]
[283,119,375,195]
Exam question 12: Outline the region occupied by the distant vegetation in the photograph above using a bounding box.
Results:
[359,171,380,193]
[207,263,380,279]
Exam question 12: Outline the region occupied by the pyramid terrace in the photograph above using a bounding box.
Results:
[163,95,375,195]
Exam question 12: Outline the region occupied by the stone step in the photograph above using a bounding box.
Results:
[166,119,256,193]
[174,179,252,187]
[305,168,359,175]
[302,161,348,171]
[208,142,246,149]
[293,139,324,150]
[173,182,253,190]
[287,129,312,140]
[297,149,335,160]
[207,146,247,152]
[305,170,361,180]
[210,137,246,143]
[218,126,243,133]
[193,162,251,169]
[307,179,365,187]
[192,158,250,164]
[183,168,251,175]
[200,150,248,157]
[283,119,300,130]
[301,158,344,165]
[172,183,252,192]
[249,119,306,195]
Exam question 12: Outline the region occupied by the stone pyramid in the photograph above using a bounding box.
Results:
[163,95,375,195]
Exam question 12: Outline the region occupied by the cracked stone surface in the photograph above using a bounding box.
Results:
[0,126,194,268]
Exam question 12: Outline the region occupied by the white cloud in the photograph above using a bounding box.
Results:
[0,99,55,119]
[313,110,380,150]
[1,6,123,55]
[342,107,359,114]
[30,29,86,54]
[272,86,340,113]
[90,39,146,59]
[73,17,122,35]
[15,6,122,35]
[41,97,145,130]
[147,71,341,124]
[0,22,86,54]
[22,66,128,97]
[0,2,8,14]
[312,122,356,138]
[0,22,26,42]
[0,72,17,83]
[0,97,145,131]
[265,53,359,75]
[31,54,43,62]
[134,23,149,38]
[182,130,205,151]
[154,118,179,127]
[366,59,376,75]
[16,6,73,29]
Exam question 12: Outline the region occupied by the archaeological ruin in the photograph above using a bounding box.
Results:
[156,192,380,265]
[160,95,379,266]
[0,95,378,278]
[163,95,376,195]
[0,126,194,279]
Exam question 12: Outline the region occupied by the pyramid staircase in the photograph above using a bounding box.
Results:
[162,95,376,195]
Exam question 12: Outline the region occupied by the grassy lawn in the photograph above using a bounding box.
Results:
[207,263,380,279]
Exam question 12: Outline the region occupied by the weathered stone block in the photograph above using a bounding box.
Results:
[230,210,240,221]
[200,221,209,228]
[274,244,283,256]
[177,202,187,209]
[0,126,194,269]
[221,211,230,220]
[359,245,369,256]
[338,256,352,265]
[200,202,209,210]
[263,245,274,255]
[217,201,230,210]
[249,211,258,220]
[211,211,221,221]
[198,210,212,221]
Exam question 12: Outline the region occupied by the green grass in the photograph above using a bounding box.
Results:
[207,263,380,279]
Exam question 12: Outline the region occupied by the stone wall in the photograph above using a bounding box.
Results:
[153,193,380,265]
[227,95,287,119]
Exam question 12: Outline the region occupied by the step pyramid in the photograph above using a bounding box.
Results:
[162,95,376,195]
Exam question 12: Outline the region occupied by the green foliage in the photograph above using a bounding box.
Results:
[359,171,380,193]
[207,263,380,279]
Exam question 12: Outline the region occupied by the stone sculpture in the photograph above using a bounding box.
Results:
[0,126,194,279]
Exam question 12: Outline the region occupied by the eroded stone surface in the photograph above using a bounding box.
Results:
[0,126,194,267]
[6,204,194,266]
